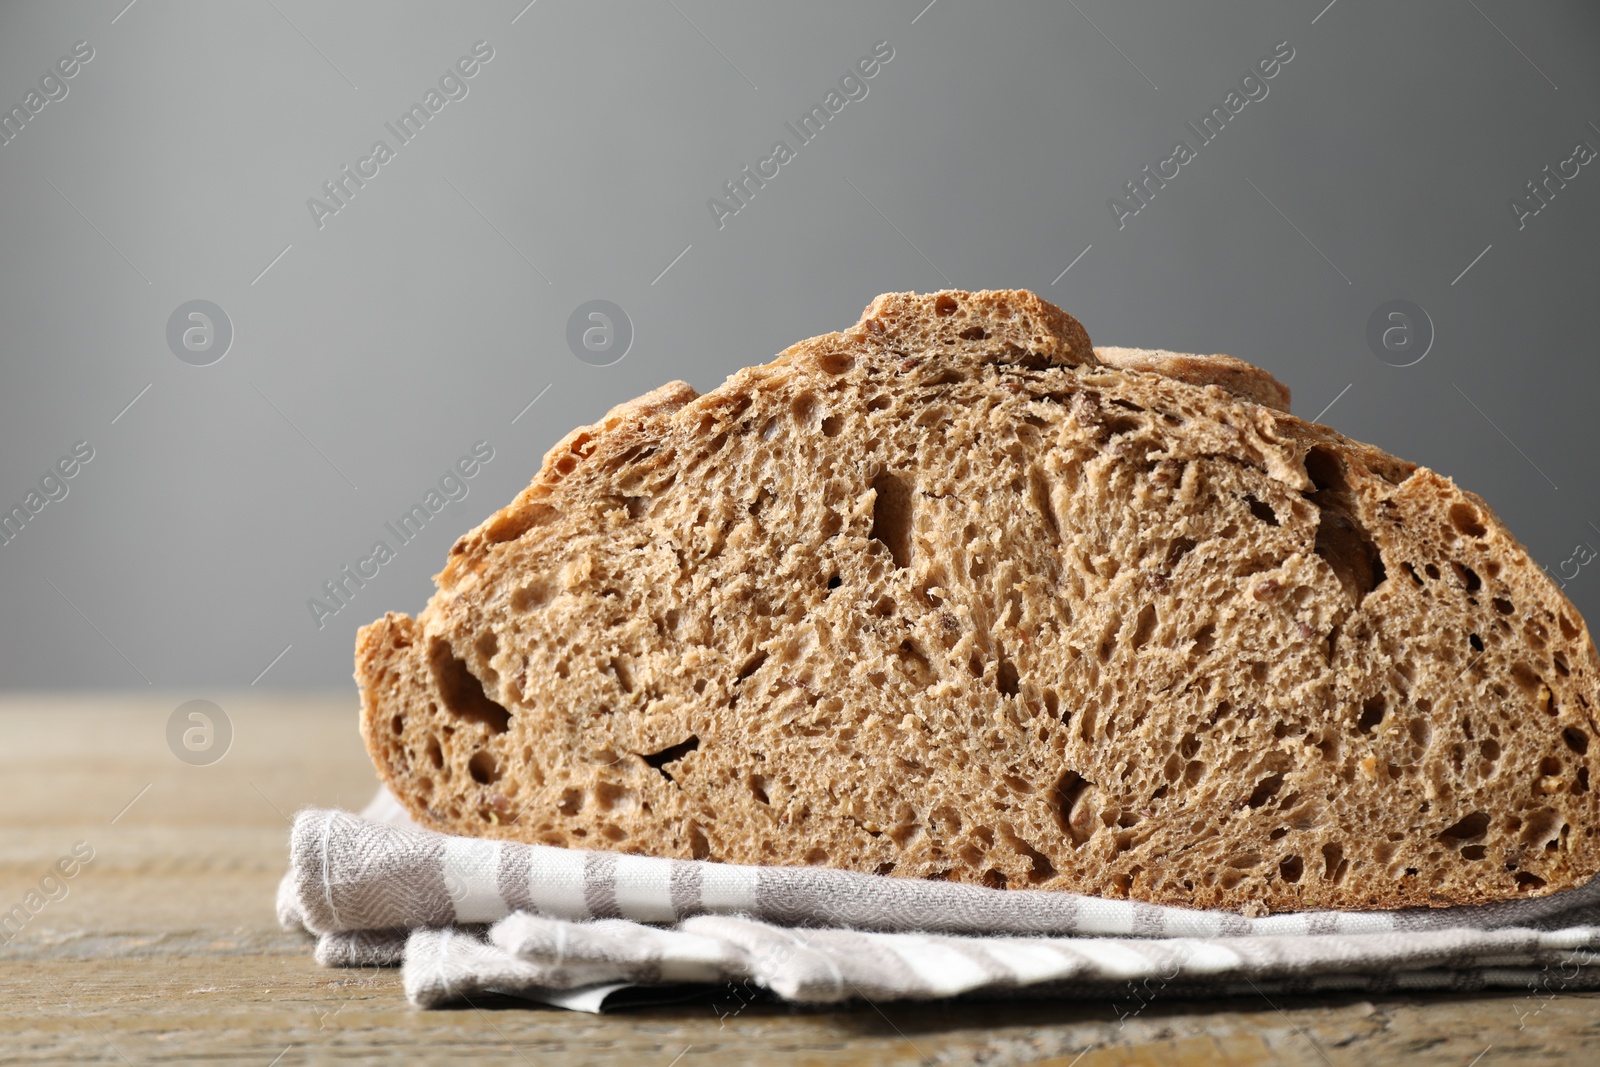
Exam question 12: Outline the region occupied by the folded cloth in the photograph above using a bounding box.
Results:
[280,799,1600,1011]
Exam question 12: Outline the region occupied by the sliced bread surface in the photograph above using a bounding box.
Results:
[357,289,1599,913]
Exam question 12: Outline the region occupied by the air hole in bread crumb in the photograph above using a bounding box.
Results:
[816,352,854,375]
[1245,495,1279,526]
[1525,619,1550,649]
[997,658,1020,697]
[1540,755,1562,777]
[511,579,556,612]
[1312,506,1385,603]
[425,737,444,769]
[1247,773,1284,808]
[1001,773,1031,796]
[1305,447,1345,493]
[1104,414,1141,437]
[999,826,1056,883]
[607,657,634,693]
[735,650,768,682]
[980,868,1007,889]
[428,638,512,734]
[1408,719,1431,750]
[1131,604,1158,649]
[556,788,582,816]
[474,628,498,667]
[1516,872,1547,891]
[592,782,636,813]
[821,414,843,437]
[1028,467,1060,540]
[1439,811,1490,841]
[1322,843,1346,883]
[1509,662,1541,692]
[1052,771,1095,846]
[1043,688,1061,721]
[1449,502,1487,538]
[896,640,933,682]
[468,750,500,785]
[640,735,700,782]
[934,294,958,315]
[1493,597,1514,615]
[1174,762,1203,791]
[1563,727,1589,755]
[1357,697,1386,734]
[391,715,404,735]
[1469,633,1484,653]
[1452,561,1482,593]
[748,775,770,805]
[870,472,914,569]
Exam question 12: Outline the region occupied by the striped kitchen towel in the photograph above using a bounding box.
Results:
[279,800,1600,1010]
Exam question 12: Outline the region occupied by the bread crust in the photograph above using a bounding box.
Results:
[1094,347,1292,414]
[357,289,1600,913]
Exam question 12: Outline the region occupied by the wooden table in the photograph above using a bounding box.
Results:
[2,694,1595,1065]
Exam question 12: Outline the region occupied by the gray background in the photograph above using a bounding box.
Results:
[1,0,1596,692]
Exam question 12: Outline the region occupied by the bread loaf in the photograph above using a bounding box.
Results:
[356,289,1599,913]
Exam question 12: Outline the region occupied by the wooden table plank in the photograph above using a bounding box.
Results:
[1,694,1595,1065]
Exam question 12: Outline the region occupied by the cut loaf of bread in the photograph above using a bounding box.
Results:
[357,289,1599,913]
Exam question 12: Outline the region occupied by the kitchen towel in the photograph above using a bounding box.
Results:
[279,798,1600,1011]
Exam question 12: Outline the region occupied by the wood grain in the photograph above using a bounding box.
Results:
[1,694,1594,1065]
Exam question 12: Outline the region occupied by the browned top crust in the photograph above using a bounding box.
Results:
[848,289,1098,370]
[1095,346,1292,414]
